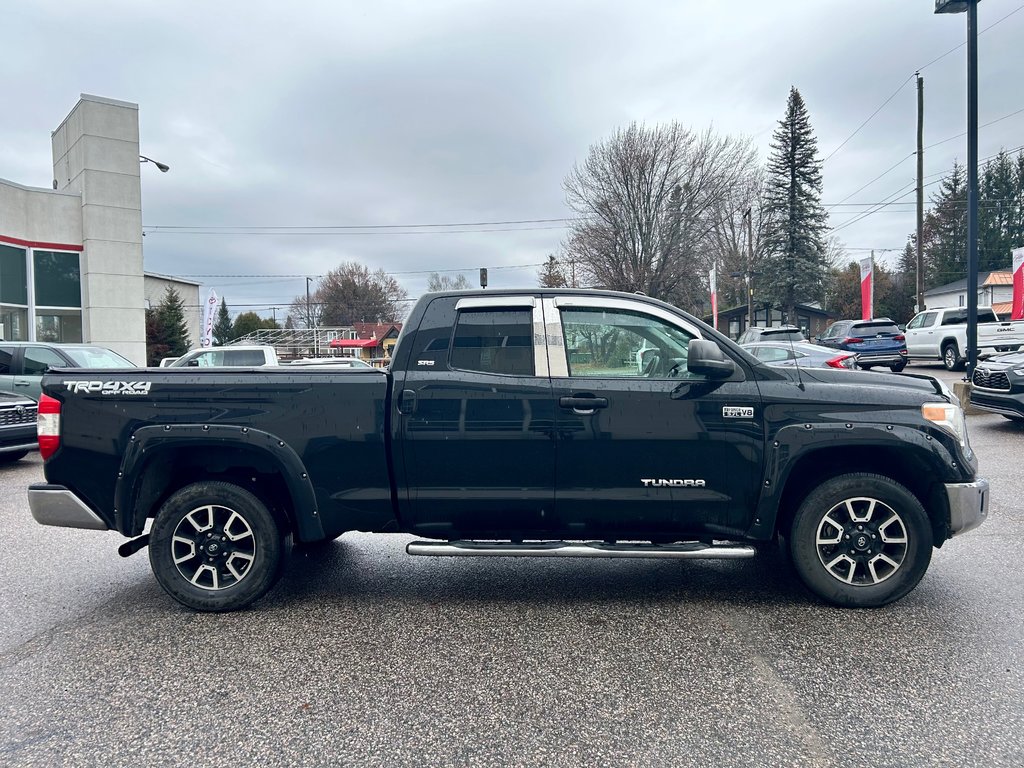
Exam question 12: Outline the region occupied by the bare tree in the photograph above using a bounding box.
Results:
[709,167,768,309]
[537,254,568,287]
[562,123,757,312]
[427,272,471,291]
[288,262,408,327]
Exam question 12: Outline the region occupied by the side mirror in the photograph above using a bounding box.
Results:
[688,339,736,378]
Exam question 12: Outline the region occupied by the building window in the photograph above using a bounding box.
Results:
[0,244,29,341]
[33,250,82,343]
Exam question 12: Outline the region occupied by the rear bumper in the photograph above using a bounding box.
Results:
[945,478,989,537]
[855,352,906,367]
[28,484,109,531]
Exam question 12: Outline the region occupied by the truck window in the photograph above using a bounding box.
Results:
[0,346,13,374]
[224,350,266,366]
[23,347,67,375]
[450,310,534,376]
[560,308,693,378]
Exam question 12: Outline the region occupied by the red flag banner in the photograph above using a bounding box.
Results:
[859,257,873,321]
[1012,247,1024,321]
[709,268,718,330]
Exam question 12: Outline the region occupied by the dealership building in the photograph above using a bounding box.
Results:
[0,94,200,364]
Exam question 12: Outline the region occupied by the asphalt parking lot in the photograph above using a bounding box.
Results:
[1,361,1021,767]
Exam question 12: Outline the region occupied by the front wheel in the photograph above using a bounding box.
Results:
[889,361,907,373]
[149,481,287,612]
[789,473,933,607]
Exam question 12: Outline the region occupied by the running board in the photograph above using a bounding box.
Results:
[406,540,756,560]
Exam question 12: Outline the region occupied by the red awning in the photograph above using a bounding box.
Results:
[329,338,378,348]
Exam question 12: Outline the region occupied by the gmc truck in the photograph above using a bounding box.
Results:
[28,289,989,612]
[904,307,1024,371]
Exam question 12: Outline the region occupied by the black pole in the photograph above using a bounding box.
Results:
[966,0,979,378]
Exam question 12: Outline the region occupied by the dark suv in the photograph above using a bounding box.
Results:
[816,319,908,372]
[736,325,805,345]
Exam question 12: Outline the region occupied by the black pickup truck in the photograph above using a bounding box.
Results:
[28,289,989,611]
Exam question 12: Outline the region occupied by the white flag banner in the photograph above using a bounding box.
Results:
[201,288,218,347]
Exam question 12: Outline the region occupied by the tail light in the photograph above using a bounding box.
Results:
[37,394,61,460]
[894,334,906,341]
[827,355,857,369]
[842,337,864,344]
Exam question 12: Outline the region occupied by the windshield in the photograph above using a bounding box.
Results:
[62,347,136,367]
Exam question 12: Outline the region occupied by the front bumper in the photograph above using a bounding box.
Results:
[945,478,989,537]
[28,484,109,531]
[970,388,1024,419]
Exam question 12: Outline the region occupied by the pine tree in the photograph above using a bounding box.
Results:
[213,298,233,345]
[156,287,190,357]
[538,255,568,288]
[979,150,1016,271]
[761,87,829,323]
[922,161,967,288]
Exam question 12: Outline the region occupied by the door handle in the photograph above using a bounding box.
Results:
[559,395,608,413]
[14,381,29,387]
[398,389,417,414]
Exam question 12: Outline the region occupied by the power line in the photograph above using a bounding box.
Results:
[143,224,571,236]
[143,217,581,231]
[917,2,1024,72]
[823,75,915,164]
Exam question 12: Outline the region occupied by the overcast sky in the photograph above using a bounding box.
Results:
[2,0,1021,318]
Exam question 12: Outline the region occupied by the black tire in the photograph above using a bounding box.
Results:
[149,481,287,612]
[789,473,933,608]
[0,451,28,464]
[889,361,907,373]
[1002,414,1024,423]
[942,342,964,371]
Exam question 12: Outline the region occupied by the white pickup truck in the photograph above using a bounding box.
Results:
[165,345,280,368]
[904,307,1024,370]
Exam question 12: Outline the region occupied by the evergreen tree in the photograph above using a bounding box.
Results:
[156,287,190,358]
[922,161,967,288]
[761,87,829,323]
[231,312,279,340]
[979,150,1017,271]
[538,255,568,288]
[213,298,233,345]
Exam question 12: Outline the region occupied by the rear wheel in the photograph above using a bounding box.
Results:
[149,481,287,612]
[789,473,932,608]
[942,342,963,371]
[889,361,907,373]
[0,451,28,465]
[1002,414,1024,423]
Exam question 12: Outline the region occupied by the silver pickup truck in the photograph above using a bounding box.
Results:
[904,307,1024,370]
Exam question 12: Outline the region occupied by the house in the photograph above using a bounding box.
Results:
[708,303,834,341]
[329,322,403,364]
[923,270,1014,316]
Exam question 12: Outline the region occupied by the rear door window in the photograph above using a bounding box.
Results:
[450,310,535,376]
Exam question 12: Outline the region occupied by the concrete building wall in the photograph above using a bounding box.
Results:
[144,274,202,348]
[52,95,146,364]
[0,180,82,242]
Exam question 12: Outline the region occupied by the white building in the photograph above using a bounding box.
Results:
[144,272,203,348]
[923,270,1014,316]
[0,94,160,364]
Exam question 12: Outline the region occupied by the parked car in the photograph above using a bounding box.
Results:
[31,288,987,613]
[283,357,373,369]
[742,341,857,370]
[969,349,1024,422]
[0,342,136,400]
[736,325,805,345]
[904,306,1024,371]
[168,345,279,368]
[816,319,908,372]
[0,390,38,464]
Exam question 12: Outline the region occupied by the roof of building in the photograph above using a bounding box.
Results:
[993,301,1014,317]
[353,322,402,340]
[144,271,203,287]
[925,270,1013,295]
[329,338,378,349]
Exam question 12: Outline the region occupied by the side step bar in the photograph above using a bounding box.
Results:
[406,540,756,560]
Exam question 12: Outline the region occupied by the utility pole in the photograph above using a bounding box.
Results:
[744,207,755,330]
[965,1,980,379]
[916,73,925,313]
[305,277,313,328]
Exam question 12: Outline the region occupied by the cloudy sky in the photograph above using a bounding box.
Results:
[2,0,1021,319]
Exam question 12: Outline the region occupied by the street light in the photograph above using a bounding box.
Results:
[139,155,170,172]
[935,0,980,378]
